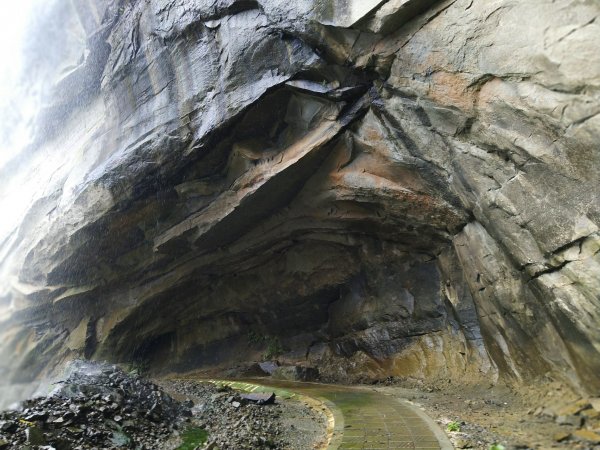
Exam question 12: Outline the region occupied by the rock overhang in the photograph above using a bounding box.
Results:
[0,0,598,400]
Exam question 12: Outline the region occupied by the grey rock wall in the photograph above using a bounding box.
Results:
[0,0,598,397]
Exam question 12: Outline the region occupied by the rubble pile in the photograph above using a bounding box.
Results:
[161,380,288,450]
[0,361,191,449]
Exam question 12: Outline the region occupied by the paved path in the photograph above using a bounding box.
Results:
[210,379,453,450]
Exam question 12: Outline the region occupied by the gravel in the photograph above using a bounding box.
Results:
[159,379,326,450]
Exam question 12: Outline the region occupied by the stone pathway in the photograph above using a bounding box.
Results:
[208,379,453,450]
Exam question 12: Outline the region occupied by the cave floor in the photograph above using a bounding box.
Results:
[0,366,587,450]
[199,378,453,450]
[171,376,593,450]
[372,380,589,450]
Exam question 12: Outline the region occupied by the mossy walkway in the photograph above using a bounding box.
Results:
[208,379,453,450]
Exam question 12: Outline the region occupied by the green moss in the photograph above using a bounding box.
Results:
[176,427,208,450]
[210,380,296,400]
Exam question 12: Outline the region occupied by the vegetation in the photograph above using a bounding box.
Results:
[446,421,461,432]
[127,359,149,376]
[489,445,506,450]
[247,330,264,345]
[176,427,208,450]
[263,336,284,360]
[247,331,285,360]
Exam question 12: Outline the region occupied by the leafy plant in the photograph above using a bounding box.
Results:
[446,421,461,432]
[247,330,265,345]
[262,336,284,360]
[247,331,285,359]
[489,445,506,450]
[127,359,149,376]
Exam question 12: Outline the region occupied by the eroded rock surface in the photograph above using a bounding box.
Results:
[0,0,598,400]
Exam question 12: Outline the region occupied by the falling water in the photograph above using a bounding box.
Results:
[0,1,37,235]
[0,0,93,407]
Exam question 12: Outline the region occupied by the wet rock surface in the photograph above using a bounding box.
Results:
[0,361,192,449]
[0,0,599,402]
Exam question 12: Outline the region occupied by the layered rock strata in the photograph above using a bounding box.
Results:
[0,0,598,398]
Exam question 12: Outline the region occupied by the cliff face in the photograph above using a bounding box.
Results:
[0,0,598,395]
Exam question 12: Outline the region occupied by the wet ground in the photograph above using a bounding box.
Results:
[4,361,599,449]
[160,378,328,450]
[196,379,452,450]
[372,378,600,450]
[193,377,600,450]
[0,362,329,450]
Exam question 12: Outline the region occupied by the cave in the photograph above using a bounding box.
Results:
[0,0,599,448]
